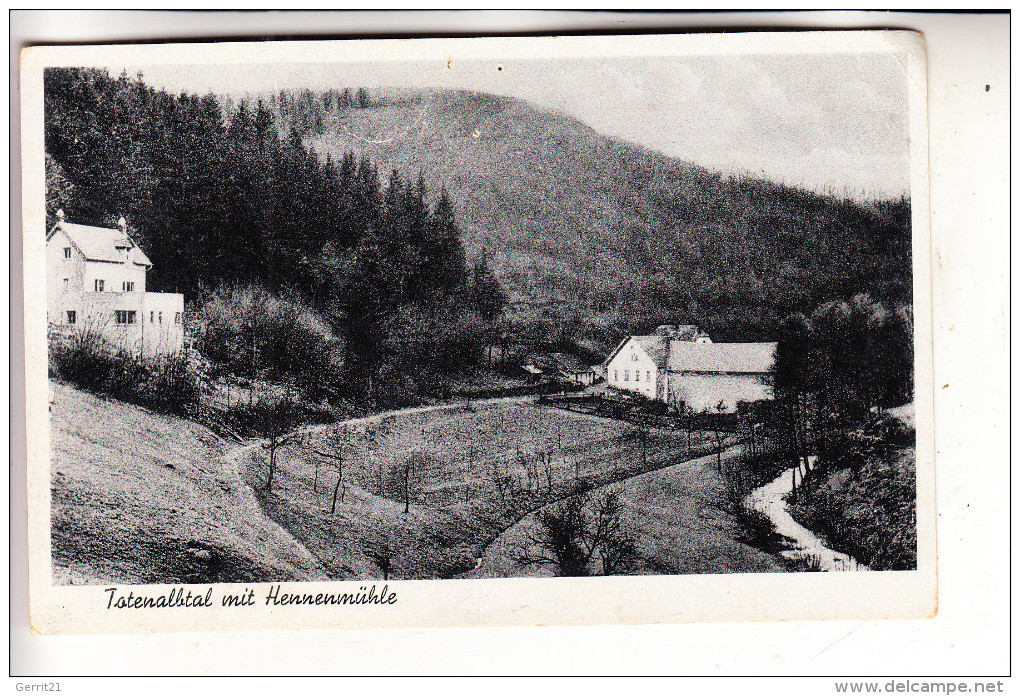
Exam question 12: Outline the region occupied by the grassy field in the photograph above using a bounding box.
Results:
[241,398,739,580]
[467,447,786,578]
[49,383,786,584]
[49,382,328,585]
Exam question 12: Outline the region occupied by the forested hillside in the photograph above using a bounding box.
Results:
[45,69,506,404]
[45,69,912,400]
[265,87,912,348]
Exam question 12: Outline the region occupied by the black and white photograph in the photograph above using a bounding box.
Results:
[22,30,935,633]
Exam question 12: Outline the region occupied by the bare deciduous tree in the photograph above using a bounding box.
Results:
[312,426,349,513]
[712,401,727,472]
[394,450,430,514]
[517,491,640,577]
[312,417,394,514]
[258,396,303,494]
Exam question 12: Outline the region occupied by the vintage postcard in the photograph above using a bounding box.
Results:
[21,30,935,634]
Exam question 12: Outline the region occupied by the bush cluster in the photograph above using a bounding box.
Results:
[801,453,917,571]
[219,396,335,439]
[191,284,345,400]
[49,329,200,416]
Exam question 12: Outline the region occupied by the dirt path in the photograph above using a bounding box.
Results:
[286,393,540,439]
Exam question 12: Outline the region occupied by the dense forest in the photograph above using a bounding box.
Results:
[277,88,914,349]
[45,68,506,404]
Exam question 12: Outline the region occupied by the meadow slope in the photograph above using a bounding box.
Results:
[467,446,785,578]
[240,398,763,580]
[49,382,328,585]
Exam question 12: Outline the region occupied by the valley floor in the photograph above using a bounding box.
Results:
[243,399,784,580]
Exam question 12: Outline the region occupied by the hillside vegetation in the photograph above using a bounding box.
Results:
[294,89,911,347]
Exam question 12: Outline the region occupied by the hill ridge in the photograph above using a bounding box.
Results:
[297,87,911,347]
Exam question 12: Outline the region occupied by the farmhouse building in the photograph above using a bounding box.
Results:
[603,324,776,412]
[46,210,184,355]
[666,341,777,413]
[603,325,704,400]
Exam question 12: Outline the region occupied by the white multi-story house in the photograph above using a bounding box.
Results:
[603,325,704,401]
[46,210,184,356]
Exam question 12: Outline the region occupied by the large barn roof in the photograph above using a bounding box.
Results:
[48,217,152,267]
[668,342,777,374]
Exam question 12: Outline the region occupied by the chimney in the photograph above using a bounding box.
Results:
[56,209,65,224]
[117,216,127,233]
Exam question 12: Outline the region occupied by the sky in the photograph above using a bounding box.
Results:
[133,52,911,200]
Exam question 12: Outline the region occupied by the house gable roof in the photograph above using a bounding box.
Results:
[668,342,777,374]
[635,336,670,370]
[47,220,152,267]
[604,335,669,370]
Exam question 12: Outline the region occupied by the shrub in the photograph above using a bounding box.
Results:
[191,284,346,399]
[220,395,334,438]
[516,491,640,576]
[144,353,202,414]
[50,329,134,394]
[49,329,200,416]
[787,447,916,571]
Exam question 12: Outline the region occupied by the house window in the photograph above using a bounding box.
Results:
[62,278,69,291]
[614,370,618,381]
[150,311,155,323]
[66,311,76,325]
[635,371,640,382]
[647,371,651,382]
[94,279,104,292]
[63,247,71,259]
[114,310,136,325]
[631,353,638,361]
[175,312,182,325]
[624,370,629,381]
[158,311,163,324]
[122,281,135,292]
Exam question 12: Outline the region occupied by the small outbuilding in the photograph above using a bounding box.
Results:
[548,352,598,386]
